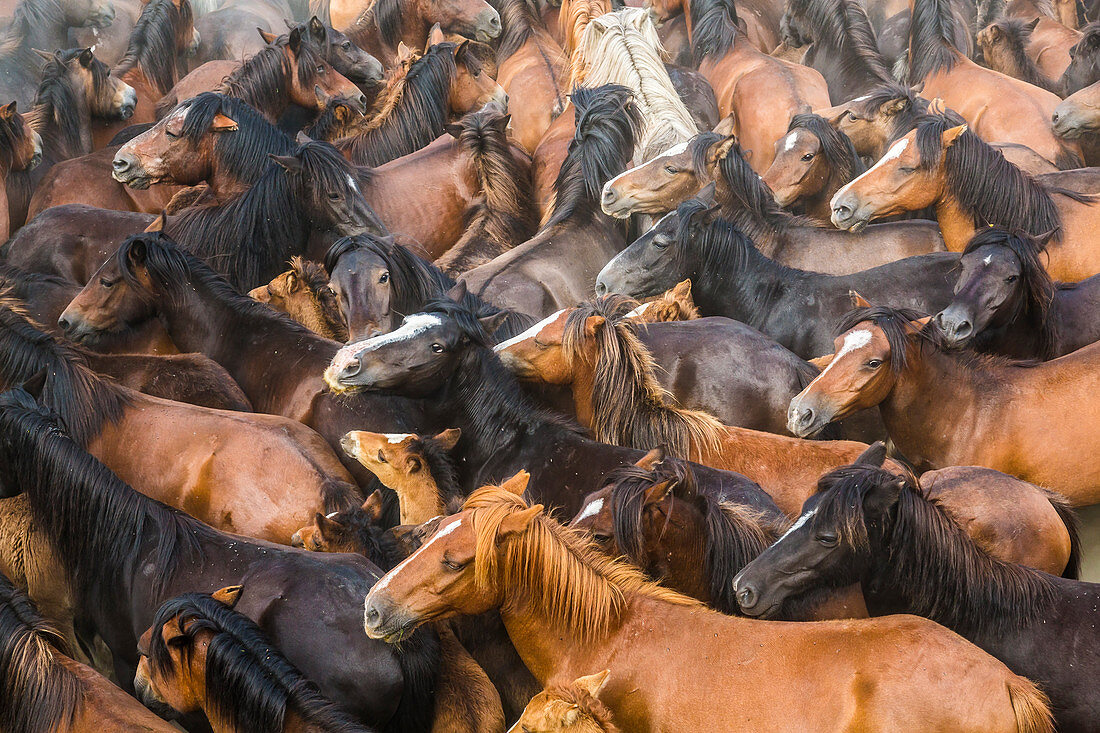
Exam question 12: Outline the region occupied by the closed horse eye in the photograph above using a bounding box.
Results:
[817,533,839,547]
[664,165,678,174]
[593,533,611,544]
[328,192,342,201]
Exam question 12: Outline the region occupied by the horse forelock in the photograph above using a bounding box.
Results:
[788,113,864,183]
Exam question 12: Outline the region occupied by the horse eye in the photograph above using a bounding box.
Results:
[379,272,389,284]
[317,65,326,73]
[341,41,350,49]
[1006,275,1018,283]
[442,558,465,571]
[376,449,386,463]
[801,152,814,161]
[652,239,668,250]
[866,359,882,368]
[431,343,444,353]
[898,166,916,174]
[100,278,115,289]
[664,165,678,174]
[165,128,179,139]
[328,192,341,201]
[593,533,611,544]
[817,533,839,547]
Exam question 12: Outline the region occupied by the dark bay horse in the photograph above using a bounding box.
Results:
[0,101,40,241]
[596,199,960,360]
[934,228,1100,359]
[339,0,500,66]
[733,462,1096,731]
[0,385,439,729]
[977,18,1064,96]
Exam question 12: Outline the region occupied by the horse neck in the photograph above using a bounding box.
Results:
[3,4,70,56]
[395,475,445,524]
[565,356,598,430]
[933,190,978,251]
[31,96,92,162]
[690,235,791,327]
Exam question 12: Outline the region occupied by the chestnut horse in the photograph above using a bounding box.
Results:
[977,18,1065,96]
[733,462,1095,730]
[0,101,40,241]
[0,573,180,733]
[510,671,618,733]
[362,482,1054,732]
[829,119,1100,281]
[340,0,501,65]
[250,257,349,341]
[787,304,1100,505]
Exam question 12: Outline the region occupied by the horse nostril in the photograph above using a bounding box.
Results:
[736,586,757,609]
[955,320,973,338]
[489,14,501,28]
[1052,111,1061,123]
[602,187,618,205]
[833,204,852,218]
[365,607,380,624]
[357,94,367,112]
[595,280,608,296]
[112,156,131,173]
[58,315,71,331]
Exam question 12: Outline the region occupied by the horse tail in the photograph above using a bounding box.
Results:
[1006,675,1054,733]
[385,625,441,733]
[1044,489,1082,580]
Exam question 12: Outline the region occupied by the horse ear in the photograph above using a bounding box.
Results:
[643,480,673,507]
[210,112,238,131]
[500,469,530,495]
[863,476,906,518]
[284,269,300,293]
[444,123,463,139]
[635,446,665,471]
[808,353,834,371]
[433,427,461,452]
[712,113,735,136]
[672,279,692,299]
[211,585,243,608]
[1034,228,1059,246]
[363,490,386,523]
[308,16,327,42]
[315,511,344,537]
[0,101,15,119]
[927,97,946,116]
[574,669,611,699]
[454,39,471,60]
[848,290,871,308]
[269,153,303,173]
[854,441,888,467]
[941,124,967,148]
[257,27,278,44]
[881,96,908,116]
[478,311,509,335]
[78,47,95,68]
[909,314,932,330]
[296,130,315,144]
[396,42,414,64]
[144,212,166,233]
[427,22,446,48]
[584,315,606,338]
[445,280,468,303]
[496,504,542,538]
[32,48,54,62]
[288,26,303,52]
[20,369,48,400]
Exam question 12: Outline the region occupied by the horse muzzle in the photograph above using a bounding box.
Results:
[932,308,975,348]
[786,396,831,438]
[473,7,502,41]
[363,595,417,642]
[829,193,870,232]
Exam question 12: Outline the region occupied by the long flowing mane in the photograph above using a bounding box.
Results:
[435,104,536,275]
[814,465,1058,637]
[603,457,778,613]
[908,0,963,82]
[463,485,699,641]
[495,0,559,64]
[787,0,891,86]
[689,0,740,65]
[570,9,696,163]
[961,228,1060,359]
[0,292,129,444]
[29,50,112,159]
[0,573,83,733]
[543,83,640,228]
[149,593,373,733]
[114,0,194,95]
[335,43,467,167]
[0,0,65,56]
[787,112,864,186]
[179,93,295,184]
[216,34,326,112]
[562,293,723,457]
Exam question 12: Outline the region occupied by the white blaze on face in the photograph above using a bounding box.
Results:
[983,254,993,265]
[604,141,690,190]
[575,497,604,523]
[819,329,873,380]
[372,516,464,593]
[782,132,799,153]
[778,507,817,541]
[833,137,910,203]
[327,314,444,380]
[493,309,565,352]
[386,433,415,444]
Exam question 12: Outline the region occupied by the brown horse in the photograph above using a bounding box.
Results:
[829,119,1100,281]
[598,138,709,219]
[684,0,830,173]
[250,257,349,340]
[0,573,180,732]
[510,671,619,733]
[363,480,1055,732]
[628,279,699,322]
[340,0,500,66]
[787,304,1100,505]
[84,351,253,411]
[0,101,40,241]
[977,18,1066,96]
[642,0,781,54]
[1052,76,1100,138]
[496,296,896,517]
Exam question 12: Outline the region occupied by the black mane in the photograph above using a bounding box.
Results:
[908,0,962,82]
[31,49,111,158]
[494,0,543,62]
[114,0,193,95]
[179,93,295,185]
[350,0,404,50]
[787,112,864,185]
[149,593,374,733]
[787,0,891,85]
[690,0,739,65]
[217,33,326,112]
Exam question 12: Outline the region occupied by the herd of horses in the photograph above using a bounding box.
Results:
[2,0,1100,726]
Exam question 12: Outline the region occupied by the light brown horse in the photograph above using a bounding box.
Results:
[509,670,618,733]
[829,120,1100,281]
[494,297,900,517]
[0,101,40,241]
[787,303,1100,506]
[628,279,700,323]
[250,257,349,341]
[362,478,1054,732]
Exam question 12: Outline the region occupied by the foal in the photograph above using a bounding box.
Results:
[510,671,619,733]
[250,257,349,341]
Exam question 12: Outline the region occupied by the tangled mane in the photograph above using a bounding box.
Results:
[787,113,864,185]
[336,43,467,167]
[980,18,1061,94]
[604,456,778,613]
[690,0,740,65]
[960,228,1059,359]
[908,0,963,82]
[638,282,700,322]
[786,0,891,86]
[562,293,723,457]
[305,98,364,142]
[217,32,328,113]
[570,9,696,164]
[0,0,65,56]
[30,49,113,158]
[177,93,295,185]
[0,572,82,733]
[914,117,1082,242]
[543,679,620,732]
[149,593,374,733]
[811,464,1058,637]
[463,485,699,641]
[0,292,129,444]
[114,0,194,95]
[544,84,641,228]
[435,104,537,276]
[348,0,404,50]
[0,106,34,172]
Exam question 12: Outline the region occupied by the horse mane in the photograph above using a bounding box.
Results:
[218,34,326,112]
[463,485,699,642]
[495,0,552,62]
[0,572,83,733]
[814,464,1058,636]
[0,292,129,444]
[560,0,614,55]
[850,82,935,146]
[544,84,640,228]
[543,679,620,733]
[150,593,374,733]
[336,43,464,167]
[0,0,65,56]
[908,0,963,82]
[689,0,739,65]
[787,112,864,185]
[114,0,193,95]
[29,50,110,158]
[285,256,349,341]
[305,98,364,142]
[348,0,403,51]
[983,18,1060,93]
[961,228,1059,359]
[563,294,723,458]
[180,93,295,184]
[914,117,1074,243]
[435,104,536,275]
[0,108,33,171]
[605,457,778,613]
[570,9,697,163]
[788,0,891,84]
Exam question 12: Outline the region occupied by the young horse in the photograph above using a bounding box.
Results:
[494,294,894,517]
[685,0,829,173]
[830,118,1100,281]
[978,18,1064,95]
[0,385,439,729]
[762,113,865,224]
[0,572,180,732]
[629,279,698,322]
[733,462,1097,731]
[510,671,619,733]
[596,199,959,360]
[340,0,501,66]
[137,589,375,733]
[933,228,1100,359]
[460,84,637,318]
[250,257,349,341]
[363,483,1054,732]
[598,134,714,220]
[0,101,40,242]
[787,304,1100,505]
